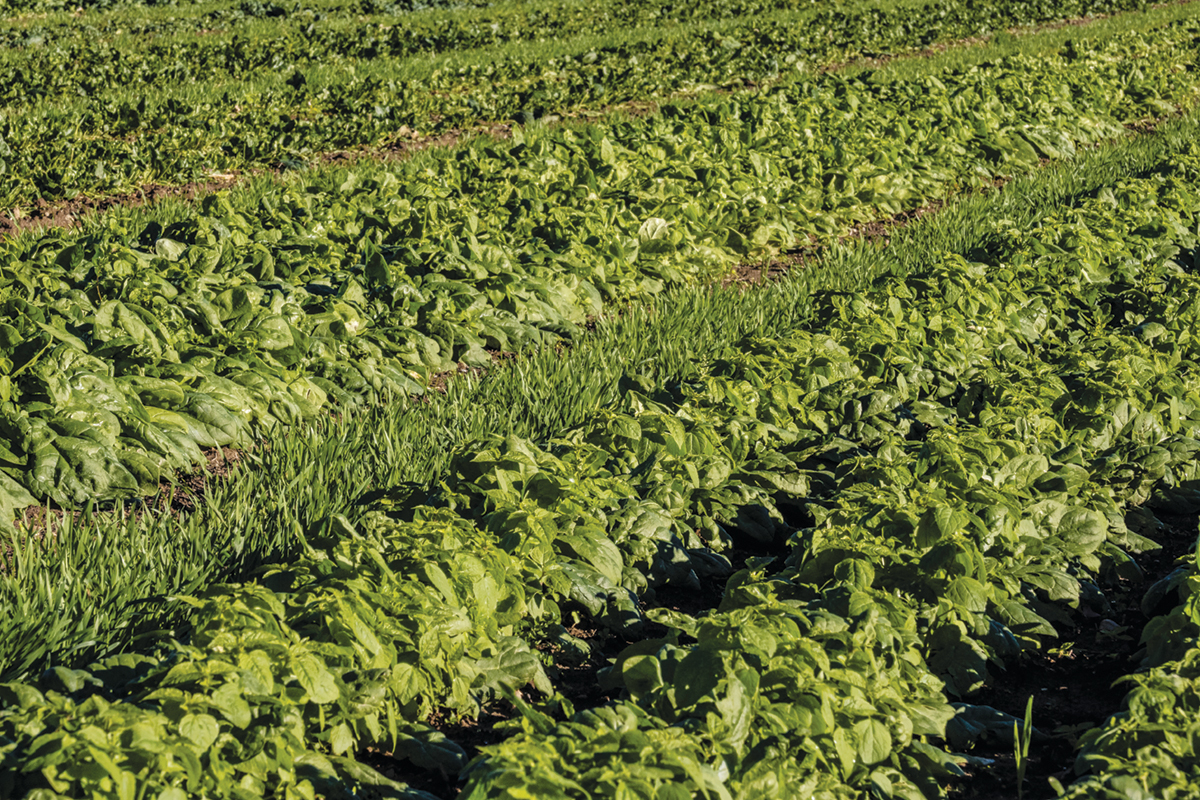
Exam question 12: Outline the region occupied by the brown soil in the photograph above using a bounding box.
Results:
[822,37,989,74]
[726,200,948,287]
[425,351,514,396]
[314,123,511,169]
[160,445,245,514]
[11,445,245,542]
[0,176,243,240]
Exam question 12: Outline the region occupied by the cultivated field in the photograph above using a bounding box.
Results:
[1,0,1199,798]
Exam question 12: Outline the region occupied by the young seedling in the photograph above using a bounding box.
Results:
[1014,695,1035,800]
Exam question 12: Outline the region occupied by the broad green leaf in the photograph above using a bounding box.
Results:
[946,576,988,614]
[294,654,341,704]
[178,713,219,750]
[854,718,893,765]
[155,239,188,261]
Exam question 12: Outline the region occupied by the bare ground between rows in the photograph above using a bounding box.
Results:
[1,446,244,571]
[724,200,950,287]
[948,508,1199,800]
[0,176,242,240]
[0,125,501,241]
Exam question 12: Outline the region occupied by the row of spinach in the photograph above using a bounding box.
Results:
[2,0,1150,105]
[0,0,820,79]
[3,130,1200,799]
[1,0,1191,208]
[3,24,1198,528]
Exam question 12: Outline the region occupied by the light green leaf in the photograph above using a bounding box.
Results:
[854,718,893,765]
[639,217,670,242]
[294,654,341,704]
[155,238,188,261]
[946,576,988,614]
[179,713,219,750]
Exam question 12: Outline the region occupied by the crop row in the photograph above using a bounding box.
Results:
[0,0,823,61]
[2,0,1188,208]
[5,0,491,14]
[1,23,1197,532]
[1,0,1150,104]
[3,131,1199,799]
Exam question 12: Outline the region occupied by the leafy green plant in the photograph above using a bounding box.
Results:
[5,101,1199,688]
[463,588,960,799]
[7,141,1200,798]
[3,2,1200,209]
[443,135,1200,796]
[460,702,734,800]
